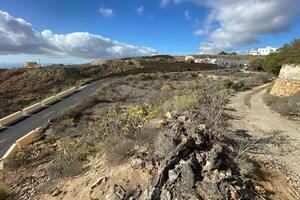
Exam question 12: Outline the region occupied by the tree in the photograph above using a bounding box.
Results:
[262,39,300,75]
[218,51,228,55]
[248,57,264,71]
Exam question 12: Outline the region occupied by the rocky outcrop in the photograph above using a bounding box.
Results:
[144,116,255,200]
[270,64,300,96]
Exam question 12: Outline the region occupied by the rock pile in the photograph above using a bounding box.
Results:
[144,116,255,200]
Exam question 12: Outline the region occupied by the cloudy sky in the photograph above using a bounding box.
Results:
[0,0,299,64]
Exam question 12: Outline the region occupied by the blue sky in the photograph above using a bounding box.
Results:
[0,0,299,65]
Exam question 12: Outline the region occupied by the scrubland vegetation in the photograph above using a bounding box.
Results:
[1,69,283,199]
[0,57,217,118]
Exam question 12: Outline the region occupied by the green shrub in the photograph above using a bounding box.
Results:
[224,80,245,92]
[0,185,10,200]
[128,61,135,65]
[135,73,154,81]
[163,94,198,112]
[157,72,170,79]
[248,57,265,71]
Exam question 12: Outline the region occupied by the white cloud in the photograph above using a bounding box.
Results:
[0,10,157,59]
[99,7,114,17]
[159,0,299,53]
[184,10,192,20]
[196,0,299,54]
[160,0,182,7]
[136,6,144,15]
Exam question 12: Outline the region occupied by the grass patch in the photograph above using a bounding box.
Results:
[163,94,198,112]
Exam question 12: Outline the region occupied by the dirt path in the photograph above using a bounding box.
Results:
[227,83,300,198]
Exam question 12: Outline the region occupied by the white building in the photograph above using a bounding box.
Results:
[184,56,195,62]
[215,59,249,67]
[249,46,277,56]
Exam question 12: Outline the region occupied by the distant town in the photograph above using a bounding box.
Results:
[2,46,277,70]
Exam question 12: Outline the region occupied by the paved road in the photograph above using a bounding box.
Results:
[0,77,120,157]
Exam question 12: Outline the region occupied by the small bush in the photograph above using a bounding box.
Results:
[135,73,154,81]
[129,127,158,149]
[248,57,264,71]
[157,73,170,79]
[236,158,255,178]
[48,139,88,178]
[59,96,100,121]
[105,137,135,166]
[197,82,228,132]
[0,185,10,200]
[128,61,135,65]
[4,146,35,169]
[163,94,198,112]
[264,90,300,118]
[224,79,245,92]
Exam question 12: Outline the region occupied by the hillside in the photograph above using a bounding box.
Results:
[0,58,217,118]
[2,69,297,200]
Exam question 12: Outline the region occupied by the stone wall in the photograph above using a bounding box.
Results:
[270,64,300,96]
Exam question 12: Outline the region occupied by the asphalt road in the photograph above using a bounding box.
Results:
[0,77,120,157]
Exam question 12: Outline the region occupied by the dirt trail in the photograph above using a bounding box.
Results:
[227,83,300,197]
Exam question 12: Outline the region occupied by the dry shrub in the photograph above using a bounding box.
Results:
[129,127,158,149]
[264,90,300,118]
[224,72,272,91]
[59,96,100,121]
[225,80,245,91]
[235,158,255,178]
[135,73,155,81]
[100,127,158,165]
[104,137,135,166]
[50,95,101,138]
[4,146,36,169]
[48,139,88,178]
[197,82,228,133]
[242,73,272,89]
[233,130,292,177]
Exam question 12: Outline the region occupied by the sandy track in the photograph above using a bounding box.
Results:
[227,84,300,198]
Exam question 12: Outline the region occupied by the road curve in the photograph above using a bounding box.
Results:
[227,84,300,175]
[0,77,120,157]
